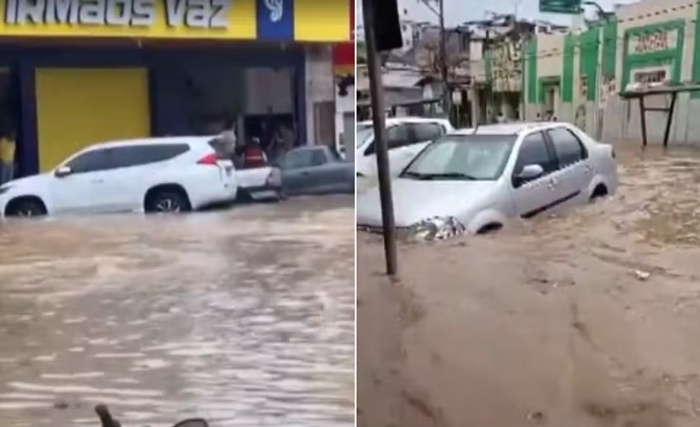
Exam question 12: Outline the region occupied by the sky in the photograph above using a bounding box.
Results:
[356,0,637,28]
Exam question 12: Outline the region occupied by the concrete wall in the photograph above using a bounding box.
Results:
[305,45,336,145]
[601,0,698,144]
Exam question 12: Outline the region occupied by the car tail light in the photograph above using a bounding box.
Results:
[197,153,218,165]
[266,168,281,186]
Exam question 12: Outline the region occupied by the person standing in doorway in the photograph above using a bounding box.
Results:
[0,130,16,184]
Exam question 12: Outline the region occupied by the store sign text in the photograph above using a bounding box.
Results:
[4,0,231,28]
[628,29,677,54]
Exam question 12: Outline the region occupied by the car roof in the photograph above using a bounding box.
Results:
[86,136,216,150]
[358,117,450,126]
[450,121,569,136]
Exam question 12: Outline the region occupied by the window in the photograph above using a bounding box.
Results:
[402,135,516,180]
[386,124,411,149]
[64,149,112,174]
[310,148,327,166]
[356,126,373,148]
[111,144,190,169]
[364,124,411,155]
[327,146,342,161]
[546,127,587,167]
[410,123,444,142]
[513,132,555,179]
[282,148,324,169]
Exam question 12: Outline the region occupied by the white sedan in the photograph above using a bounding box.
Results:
[0,137,240,217]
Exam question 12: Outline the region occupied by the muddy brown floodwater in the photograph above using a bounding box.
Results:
[358,145,700,427]
[0,196,354,427]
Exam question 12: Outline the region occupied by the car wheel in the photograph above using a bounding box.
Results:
[5,198,47,217]
[145,191,190,213]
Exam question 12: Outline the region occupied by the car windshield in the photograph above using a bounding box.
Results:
[401,134,517,181]
[356,124,373,148]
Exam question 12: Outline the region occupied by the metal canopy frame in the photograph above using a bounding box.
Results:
[620,84,700,147]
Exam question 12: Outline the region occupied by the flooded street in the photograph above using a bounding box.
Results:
[0,196,354,427]
[358,145,700,427]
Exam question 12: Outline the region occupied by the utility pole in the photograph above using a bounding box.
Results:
[362,0,399,275]
[418,0,451,121]
[438,0,450,120]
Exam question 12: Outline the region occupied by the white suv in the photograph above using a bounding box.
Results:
[355,117,454,178]
[0,137,238,217]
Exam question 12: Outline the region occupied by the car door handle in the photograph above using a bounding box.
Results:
[91,179,104,184]
[547,177,557,189]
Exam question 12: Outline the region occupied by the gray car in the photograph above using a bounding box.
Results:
[278,145,354,196]
[356,122,618,240]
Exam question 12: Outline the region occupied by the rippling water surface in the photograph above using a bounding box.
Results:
[358,146,700,427]
[0,196,354,427]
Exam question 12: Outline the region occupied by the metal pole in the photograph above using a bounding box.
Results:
[438,0,451,121]
[362,0,398,275]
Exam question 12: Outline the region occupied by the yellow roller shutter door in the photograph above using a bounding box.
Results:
[35,68,150,171]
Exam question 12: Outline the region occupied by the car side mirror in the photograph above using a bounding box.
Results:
[54,166,72,177]
[515,164,544,184]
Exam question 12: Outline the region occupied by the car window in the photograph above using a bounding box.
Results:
[282,149,322,169]
[327,146,342,161]
[513,132,556,178]
[410,123,445,142]
[364,124,411,155]
[402,134,516,181]
[111,144,190,169]
[64,149,112,174]
[386,124,411,149]
[547,127,588,167]
[310,148,327,166]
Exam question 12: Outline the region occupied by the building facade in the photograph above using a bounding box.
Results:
[0,0,352,176]
[511,0,700,144]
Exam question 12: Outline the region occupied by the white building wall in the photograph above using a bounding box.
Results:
[335,88,355,156]
[305,45,336,145]
[602,0,698,144]
[537,32,566,78]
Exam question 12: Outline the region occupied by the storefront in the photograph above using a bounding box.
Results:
[0,0,352,176]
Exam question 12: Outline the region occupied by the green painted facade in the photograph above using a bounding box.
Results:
[526,38,538,103]
[579,27,600,101]
[601,20,618,78]
[692,3,700,97]
[621,19,685,91]
[562,33,575,102]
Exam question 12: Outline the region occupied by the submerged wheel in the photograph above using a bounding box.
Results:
[145,189,191,213]
[5,198,47,217]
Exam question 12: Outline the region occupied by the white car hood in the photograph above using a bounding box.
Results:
[1,174,52,194]
[356,177,496,227]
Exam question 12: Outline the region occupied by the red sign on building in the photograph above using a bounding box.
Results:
[333,0,354,76]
